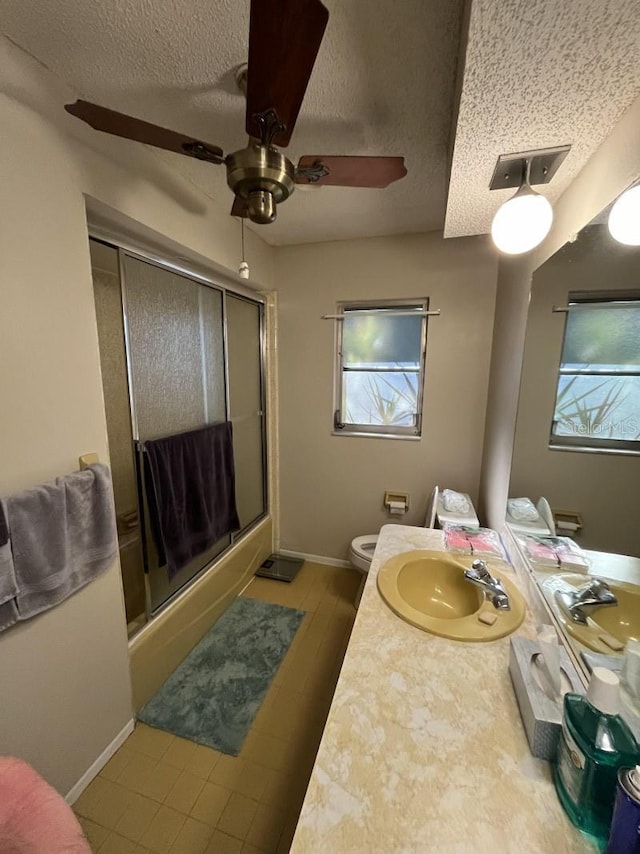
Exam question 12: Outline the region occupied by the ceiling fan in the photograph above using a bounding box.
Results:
[64,0,407,225]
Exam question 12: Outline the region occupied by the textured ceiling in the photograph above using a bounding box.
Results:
[0,0,464,246]
[446,0,640,238]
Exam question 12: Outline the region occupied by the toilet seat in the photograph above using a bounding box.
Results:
[351,535,378,559]
[349,534,378,572]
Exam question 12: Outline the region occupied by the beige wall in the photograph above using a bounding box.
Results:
[479,92,640,529]
[0,35,274,796]
[510,225,640,556]
[274,232,498,560]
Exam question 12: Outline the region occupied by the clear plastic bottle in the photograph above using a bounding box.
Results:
[554,667,639,845]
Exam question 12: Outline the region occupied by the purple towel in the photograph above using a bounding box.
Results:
[143,422,240,580]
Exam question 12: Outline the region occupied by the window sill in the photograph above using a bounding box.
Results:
[548,442,640,457]
[332,429,422,441]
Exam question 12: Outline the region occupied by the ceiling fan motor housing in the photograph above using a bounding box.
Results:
[226,143,295,223]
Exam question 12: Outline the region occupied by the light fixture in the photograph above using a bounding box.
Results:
[608,184,640,246]
[489,146,571,255]
[491,178,553,255]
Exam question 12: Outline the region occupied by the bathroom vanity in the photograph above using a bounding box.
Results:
[290,525,595,853]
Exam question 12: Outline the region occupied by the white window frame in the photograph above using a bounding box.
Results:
[549,290,640,456]
[332,297,429,439]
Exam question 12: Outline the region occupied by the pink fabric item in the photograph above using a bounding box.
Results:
[465,531,503,558]
[443,529,471,553]
[525,540,560,566]
[445,526,508,561]
[0,757,90,853]
[552,537,590,570]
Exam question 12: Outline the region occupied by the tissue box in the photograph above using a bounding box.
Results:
[508,636,584,761]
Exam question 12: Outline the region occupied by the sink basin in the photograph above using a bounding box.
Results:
[377,549,526,641]
[541,573,640,654]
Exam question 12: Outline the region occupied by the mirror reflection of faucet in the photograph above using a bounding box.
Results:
[463,559,511,610]
[554,578,618,625]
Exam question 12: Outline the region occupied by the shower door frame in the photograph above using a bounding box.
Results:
[93,235,269,620]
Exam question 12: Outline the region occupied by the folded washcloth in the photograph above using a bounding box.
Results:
[445,525,508,561]
[465,528,508,561]
[443,526,472,554]
[507,497,540,522]
[519,535,560,567]
[0,500,19,632]
[6,463,117,621]
[442,489,471,515]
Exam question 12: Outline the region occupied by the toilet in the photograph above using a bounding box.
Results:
[349,535,379,573]
[349,536,378,607]
[348,486,479,606]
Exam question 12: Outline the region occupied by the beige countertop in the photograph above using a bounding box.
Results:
[291,524,595,854]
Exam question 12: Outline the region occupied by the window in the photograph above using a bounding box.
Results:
[550,292,640,453]
[333,299,429,438]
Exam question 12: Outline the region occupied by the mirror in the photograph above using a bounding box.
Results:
[508,189,640,690]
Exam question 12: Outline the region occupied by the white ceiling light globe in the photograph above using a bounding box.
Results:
[491,188,553,255]
[608,186,640,246]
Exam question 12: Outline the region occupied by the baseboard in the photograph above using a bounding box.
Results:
[278,548,352,569]
[65,718,135,804]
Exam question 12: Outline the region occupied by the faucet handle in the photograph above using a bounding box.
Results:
[471,559,490,579]
[464,559,511,611]
[577,578,617,605]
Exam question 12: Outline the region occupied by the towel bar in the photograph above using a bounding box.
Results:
[78,453,99,471]
[322,309,441,320]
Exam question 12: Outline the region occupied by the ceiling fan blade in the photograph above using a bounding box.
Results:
[230,197,248,218]
[246,0,328,147]
[65,100,225,164]
[295,156,407,188]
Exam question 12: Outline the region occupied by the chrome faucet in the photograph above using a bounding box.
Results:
[463,559,511,610]
[554,578,618,625]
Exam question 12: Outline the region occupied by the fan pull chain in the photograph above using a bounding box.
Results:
[239,217,250,279]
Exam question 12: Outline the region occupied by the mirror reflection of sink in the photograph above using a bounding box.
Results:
[377,549,526,642]
[541,573,640,654]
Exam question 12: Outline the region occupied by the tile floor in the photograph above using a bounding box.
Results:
[74,562,360,853]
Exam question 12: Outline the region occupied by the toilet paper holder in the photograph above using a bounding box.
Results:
[384,491,409,515]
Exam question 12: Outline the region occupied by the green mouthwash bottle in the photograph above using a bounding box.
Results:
[554,667,639,846]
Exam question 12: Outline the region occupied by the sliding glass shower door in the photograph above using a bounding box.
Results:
[226,294,267,531]
[119,253,266,612]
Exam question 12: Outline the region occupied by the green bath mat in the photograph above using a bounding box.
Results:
[138,596,305,755]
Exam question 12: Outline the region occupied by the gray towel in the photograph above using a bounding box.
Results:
[0,600,19,631]
[6,463,118,620]
[0,499,18,604]
[0,500,18,631]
